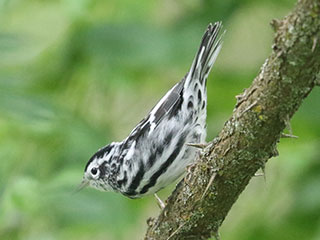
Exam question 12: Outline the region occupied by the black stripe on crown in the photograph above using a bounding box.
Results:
[84,144,113,171]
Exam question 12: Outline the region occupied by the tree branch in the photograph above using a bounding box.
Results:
[144,0,320,239]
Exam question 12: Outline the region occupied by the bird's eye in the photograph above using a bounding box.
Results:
[91,167,98,175]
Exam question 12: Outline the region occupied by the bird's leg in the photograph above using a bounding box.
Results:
[154,193,165,209]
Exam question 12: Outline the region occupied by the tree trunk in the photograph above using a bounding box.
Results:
[144,0,320,239]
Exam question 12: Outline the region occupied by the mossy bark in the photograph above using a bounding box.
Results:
[145,0,320,239]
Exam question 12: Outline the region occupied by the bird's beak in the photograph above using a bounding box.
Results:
[73,178,89,194]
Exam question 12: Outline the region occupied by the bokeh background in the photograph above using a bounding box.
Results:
[1,0,320,239]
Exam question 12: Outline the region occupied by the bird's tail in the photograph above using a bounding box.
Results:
[186,22,224,86]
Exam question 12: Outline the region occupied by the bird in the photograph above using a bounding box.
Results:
[80,22,223,201]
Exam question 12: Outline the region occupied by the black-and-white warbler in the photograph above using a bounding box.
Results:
[81,22,223,199]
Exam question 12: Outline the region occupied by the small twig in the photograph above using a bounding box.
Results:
[238,100,258,117]
[154,193,166,210]
[281,133,298,138]
[186,143,208,149]
[166,222,186,240]
[223,146,231,156]
[254,173,265,177]
[284,115,293,135]
[312,37,318,52]
[201,172,217,200]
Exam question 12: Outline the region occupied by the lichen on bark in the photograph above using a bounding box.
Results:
[145,0,320,239]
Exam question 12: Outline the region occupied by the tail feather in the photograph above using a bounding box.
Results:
[188,22,224,85]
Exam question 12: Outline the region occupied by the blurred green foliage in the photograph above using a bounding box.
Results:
[1,0,320,239]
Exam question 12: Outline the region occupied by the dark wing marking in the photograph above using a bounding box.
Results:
[152,77,185,125]
[123,77,185,145]
[118,77,185,164]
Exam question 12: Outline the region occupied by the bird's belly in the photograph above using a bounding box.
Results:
[135,125,205,197]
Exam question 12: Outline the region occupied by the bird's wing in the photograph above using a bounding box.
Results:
[150,78,185,126]
[123,78,185,144]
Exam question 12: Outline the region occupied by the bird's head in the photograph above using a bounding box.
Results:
[79,143,119,192]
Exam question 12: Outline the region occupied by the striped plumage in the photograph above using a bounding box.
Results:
[82,22,223,198]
